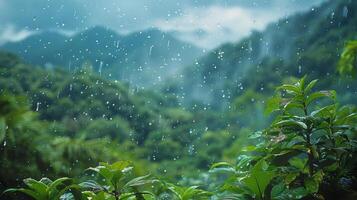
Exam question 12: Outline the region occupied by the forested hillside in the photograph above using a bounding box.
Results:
[1,27,202,87]
[174,0,357,109]
[0,52,239,193]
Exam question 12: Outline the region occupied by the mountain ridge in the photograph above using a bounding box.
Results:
[172,0,357,108]
[0,26,203,88]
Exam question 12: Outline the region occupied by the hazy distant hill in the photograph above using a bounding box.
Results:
[1,26,203,88]
[173,0,357,108]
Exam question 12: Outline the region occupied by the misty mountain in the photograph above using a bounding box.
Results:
[0,26,203,87]
[173,0,357,108]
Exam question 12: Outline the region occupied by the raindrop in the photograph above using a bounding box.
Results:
[99,61,103,75]
[36,102,40,111]
[343,6,348,17]
[188,145,195,155]
[149,45,154,57]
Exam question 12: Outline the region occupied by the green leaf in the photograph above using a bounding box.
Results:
[344,113,357,122]
[210,162,234,170]
[181,186,212,200]
[167,184,212,200]
[288,157,308,173]
[304,79,318,93]
[79,180,104,191]
[338,40,357,76]
[310,105,335,117]
[304,170,324,194]
[289,187,309,199]
[242,160,276,200]
[88,166,113,183]
[48,177,74,199]
[236,155,254,170]
[277,84,301,94]
[298,75,307,90]
[271,185,309,200]
[0,117,6,143]
[3,188,42,200]
[124,174,154,188]
[274,120,307,129]
[284,173,299,185]
[23,178,48,198]
[241,145,257,152]
[283,101,304,111]
[265,96,281,115]
[271,183,286,200]
[304,178,319,194]
[306,91,336,106]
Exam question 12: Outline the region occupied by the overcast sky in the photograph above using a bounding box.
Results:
[0,0,325,48]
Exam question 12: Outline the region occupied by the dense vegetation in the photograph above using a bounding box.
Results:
[2,77,357,199]
[1,0,357,199]
[0,52,240,192]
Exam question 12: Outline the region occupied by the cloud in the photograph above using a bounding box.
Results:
[0,0,326,48]
[154,6,281,48]
[0,0,86,30]
[0,25,35,45]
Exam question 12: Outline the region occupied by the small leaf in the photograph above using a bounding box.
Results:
[306,91,336,106]
[242,160,276,200]
[23,178,48,194]
[284,173,299,185]
[79,180,104,191]
[310,105,335,117]
[265,96,281,115]
[271,183,286,200]
[274,120,307,129]
[210,162,234,169]
[283,101,304,111]
[241,145,256,152]
[304,79,318,93]
[304,178,319,193]
[299,75,307,90]
[0,117,6,143]
[124,174,154,188]
[3,188,41,200]
[288,157,308,173]
[277,84,301,94]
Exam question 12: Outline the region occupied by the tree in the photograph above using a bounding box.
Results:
[338,41,357,76]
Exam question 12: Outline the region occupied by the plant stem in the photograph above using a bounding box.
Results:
[303,101,314,176]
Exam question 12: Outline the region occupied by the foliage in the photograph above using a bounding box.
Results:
[1,1,357,199]
[0,27,203,88]
[211,77,357,199]
[338,41,357,76]
[177,0,357,108]
[2,161,211,200]
[3,78,357,200]
[0,52,232,195]
[3,178,82,200]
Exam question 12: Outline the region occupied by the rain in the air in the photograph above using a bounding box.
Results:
[0,0,357,199]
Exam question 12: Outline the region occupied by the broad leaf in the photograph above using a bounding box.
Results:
[242,160,276,200]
